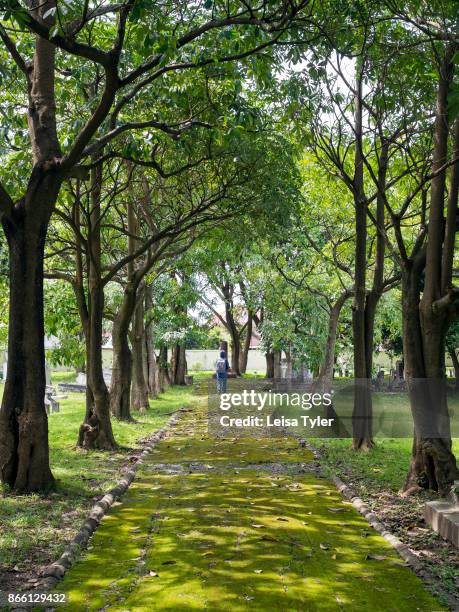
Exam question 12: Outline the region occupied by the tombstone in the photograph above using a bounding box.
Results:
[76,372,87,386]
[395,359,404,379]
[375,369,385,391]
[280,359,288,379]
[45,361,51,386]
[425,480,459,548]
[44,387,60,415]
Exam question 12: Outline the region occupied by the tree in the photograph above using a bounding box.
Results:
[0,1,315,490]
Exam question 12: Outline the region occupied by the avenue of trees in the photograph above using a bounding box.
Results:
[0,0,458,499]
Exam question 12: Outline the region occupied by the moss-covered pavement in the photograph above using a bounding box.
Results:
[55,400,443,611]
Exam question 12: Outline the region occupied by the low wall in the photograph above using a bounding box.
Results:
[186,349,266,372]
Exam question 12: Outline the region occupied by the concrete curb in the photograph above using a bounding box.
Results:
[332,474,458,611]
[35,408,185,591]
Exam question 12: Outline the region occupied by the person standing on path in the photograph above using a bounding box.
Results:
[216,350,230,393]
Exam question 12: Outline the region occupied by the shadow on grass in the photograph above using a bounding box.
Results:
[0,386,195,588]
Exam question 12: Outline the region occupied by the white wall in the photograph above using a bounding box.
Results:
[186,349,266,372]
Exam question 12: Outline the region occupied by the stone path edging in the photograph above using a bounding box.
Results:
[332,474,458,611]
[291,434,457,610]
[36,409,185,592]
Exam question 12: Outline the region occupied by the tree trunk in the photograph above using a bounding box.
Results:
[351,65,373,451]
[315,291,351,393]
[109,290,134,421]
[79,281,117,449]
[221,281,241,376]
[401,265,458,496]
[0,3,63,491]
[0,194,56,491]
[158,346,170,391]
[145,330,159,398]
[402,51,459,496]
[230,336,241,376]
[171,344,187,385]
[144,286,159,398]
[239,314,252,374]
[265,351,274,378]
[131,295,149,412]
[273,351,282,379]
[285,348,293,379]
[78,164,116,449]
[145,334,160,398]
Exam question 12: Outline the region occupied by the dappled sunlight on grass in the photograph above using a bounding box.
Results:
[0,386,194,585]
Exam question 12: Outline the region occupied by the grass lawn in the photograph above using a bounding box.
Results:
[49,370,78,384]
[0,384,195,591]
[317,437,459,492]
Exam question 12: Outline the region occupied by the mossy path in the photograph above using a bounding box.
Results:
[55,400,443,611]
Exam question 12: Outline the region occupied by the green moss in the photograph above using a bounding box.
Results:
[55,400,443,611]
[0,386,193,574]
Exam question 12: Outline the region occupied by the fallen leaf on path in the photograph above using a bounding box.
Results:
[254,569,263,574]
[365,554,387,561]
[251,524,264,528]
[319,543,330,550]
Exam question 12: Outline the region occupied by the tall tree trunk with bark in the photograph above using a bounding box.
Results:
[171,344,187,385]
[265,351,275,378]
[109,195,142,419]
[0,12,62,490]
[109,288,135,421]
[78,163,116,449]
[315,290,352,393]
[230,336,241,375]
[273,351,282,379]
[363,140,388,386]
[0,184,58,491]
[402,53,459,496]
[131,292,149,412]
[144,286,159,398]
[220,280,241,375]
[239,314,252,374]
[351,65,373,451]
[158,346,170,391]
